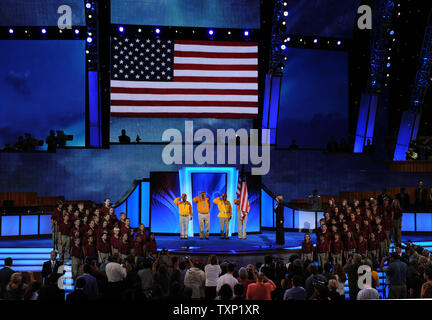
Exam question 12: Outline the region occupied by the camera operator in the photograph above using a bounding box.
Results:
[45,130,57,152]
[305,263,327,299]
[309,275,329,300]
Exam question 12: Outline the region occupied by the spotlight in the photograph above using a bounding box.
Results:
[74,29,80,34]
[387,63,391,67]
[228,31,231,35]
[208,29,214,35]
[41,28,47,34]
[337,41,341,45]
[8,28,13,34]
[138,28,142,32]
[86,3,91,9]
[286,37,291,42]
[283,11,289,16]
[86,50,89,54]
[389,30,395,35]
[283,1,287,6]
[155,28,161,34]
[280,44,286,50]
[88,15,92,18]
[87,37,93,43]
[244,30,249,36]
[118,26,124,32]
[314,39,318,43]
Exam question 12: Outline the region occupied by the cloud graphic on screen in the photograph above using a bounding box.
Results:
[4,70,31,96]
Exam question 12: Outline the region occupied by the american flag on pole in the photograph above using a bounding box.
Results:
[110,37,258,118]
[236,174,250,221]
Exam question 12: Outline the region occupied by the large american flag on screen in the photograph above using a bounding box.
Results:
[110,37,258,118]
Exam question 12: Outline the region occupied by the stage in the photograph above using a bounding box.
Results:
[1,231,432,272]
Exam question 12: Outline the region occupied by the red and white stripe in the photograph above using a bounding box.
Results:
[236,175,250,221]
[111,40,258,118]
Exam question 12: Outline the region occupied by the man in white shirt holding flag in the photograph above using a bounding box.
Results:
[234,172,250,240]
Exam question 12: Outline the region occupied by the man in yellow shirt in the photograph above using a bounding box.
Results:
[174,193,192,239]
[193,191,211,240]
[213,193,232,239]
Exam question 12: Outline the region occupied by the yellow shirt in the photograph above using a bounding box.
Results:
[234,199,240,211]
[193,196,210,214]
[213,197,232,218]
[174,197,192,217]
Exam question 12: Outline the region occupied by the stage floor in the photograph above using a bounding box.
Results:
[1,231,431,254]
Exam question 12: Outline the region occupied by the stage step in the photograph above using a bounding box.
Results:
[0,247,53,272]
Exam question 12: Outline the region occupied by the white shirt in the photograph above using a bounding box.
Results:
[335,274,346,296]
[105,262,127,282]
[204,264,221,287]
[216,273,238,293]
[357,286,380,300]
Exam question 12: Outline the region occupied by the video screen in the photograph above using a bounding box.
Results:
[0,40,86,149]
[0,0,85,26]
[276,48,348,149]
[285,0,361,38]
[111,0,260,29]
[191,172,227,234]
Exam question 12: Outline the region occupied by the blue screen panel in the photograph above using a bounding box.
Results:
[294,211,316,230]
[141,181,150,227]
[191,173,226,234]
[261,189,274,228]
[0,0,85,26]
[1,216,20,236]
[416,213,432,232]
[116,202,127,220]
[127,185,140,228]
[39,215,52,234]
[401,213,415,232]
[277,48,348,148]
[284,207,294,229]
[21,215,39,235]
[0,40,86,149]
[150,172,181,233]
[111,0,260,29]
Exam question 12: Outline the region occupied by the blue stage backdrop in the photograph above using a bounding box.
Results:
[0,40,86,149]
[191,173,226,234]
[0,0,85,26]
[276,48,348,149]
[150,171,260,234]
[111,0,260,29]
[284,0,361,38]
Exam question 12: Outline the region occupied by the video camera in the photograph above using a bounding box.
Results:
[56,130,74,147]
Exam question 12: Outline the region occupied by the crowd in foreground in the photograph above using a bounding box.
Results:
[1,245,432,301]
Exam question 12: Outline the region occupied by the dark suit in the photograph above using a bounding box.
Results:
[41,259,62,282]
[396,193,410,211]
[0,266,14,299]
[274,202,285,245]
[66,289,88,301]
[415,187,428,210]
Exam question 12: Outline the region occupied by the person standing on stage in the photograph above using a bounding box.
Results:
[174,193,193,239]
[234,198,247,239]
[51,200,63,251]
[193,191,211,240]
[213,193,232,239]
[274,195,285,245]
